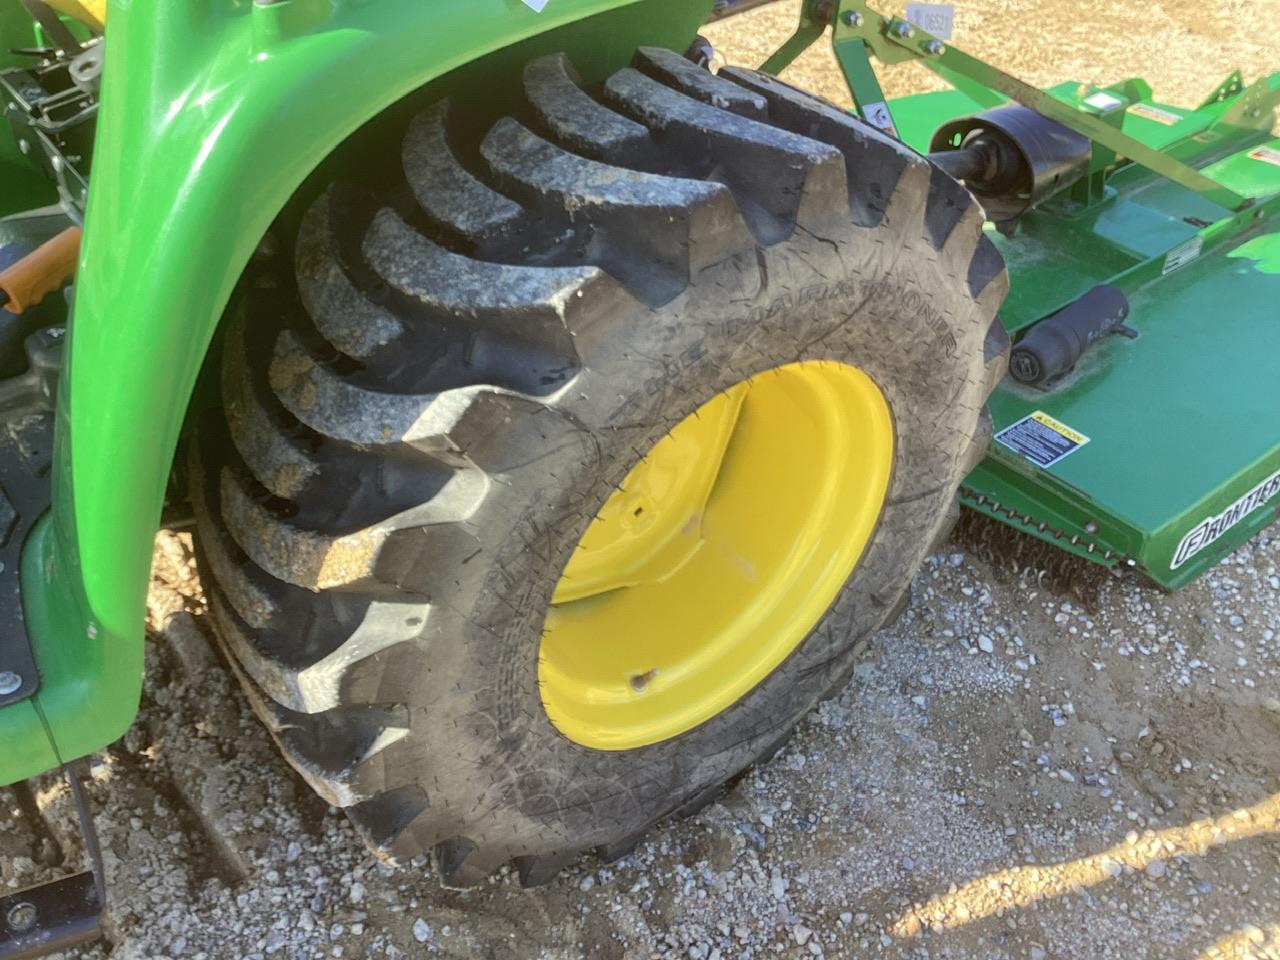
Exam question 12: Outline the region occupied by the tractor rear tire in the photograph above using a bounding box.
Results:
[189,48,1009,887]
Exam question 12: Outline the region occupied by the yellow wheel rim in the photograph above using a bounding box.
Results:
[539,361,894,750]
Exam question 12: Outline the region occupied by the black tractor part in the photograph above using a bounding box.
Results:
[0,763,105,960]
[928,104,1091,222]
[1010,283,1134,387]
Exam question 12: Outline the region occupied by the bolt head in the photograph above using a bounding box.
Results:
[6,901,37,933]
[924,39,945,55]
[0,671,21,695]
[841,9,862,26]
[894,21,915,37]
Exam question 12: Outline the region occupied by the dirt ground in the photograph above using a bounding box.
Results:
[4,2,1280,959]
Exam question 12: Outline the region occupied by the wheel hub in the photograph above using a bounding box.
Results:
[539,360,894,750]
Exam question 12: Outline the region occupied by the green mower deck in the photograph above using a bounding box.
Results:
[888,76,1280,590]
[757,0,1280,588]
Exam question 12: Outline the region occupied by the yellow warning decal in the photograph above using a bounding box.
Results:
[995,410,1091,468]
[1031,411,1087,443]
[1128,103,1182,126]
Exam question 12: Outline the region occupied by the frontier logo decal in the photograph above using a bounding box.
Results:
[1172,468,1280,569]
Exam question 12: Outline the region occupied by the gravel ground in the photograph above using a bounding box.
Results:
[5,3,1280,959]
[7,521,1280,960]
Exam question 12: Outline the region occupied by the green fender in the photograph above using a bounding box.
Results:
[1,0,712,785]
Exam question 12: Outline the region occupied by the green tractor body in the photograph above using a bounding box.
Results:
[0,0,713,789]
[0,0,1276,953]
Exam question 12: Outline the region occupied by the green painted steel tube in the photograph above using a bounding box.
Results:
[0,0,713,786]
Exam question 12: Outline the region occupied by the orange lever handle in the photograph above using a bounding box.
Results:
[0,226,83,315]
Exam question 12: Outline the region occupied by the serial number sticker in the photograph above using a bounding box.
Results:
[1250,146,1280,167]
[995,411,1090,469]
[905,2,955,40]
[1129,103,1183,126]
[862,101,899,136]
[1083,91,1125,113]
[1172,468,1280,568]
[1163,235,1203,275]
[520,0,551,9]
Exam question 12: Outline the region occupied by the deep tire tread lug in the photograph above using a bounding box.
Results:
[515,850,580,888]
[348,786,433,861]
[295,189,408,362]
[633,47,767,118]
[480,117,753,301]
[403,101,526,245]
[522,53,654,163]
[602,67,848,242]
[716,66,915,228]
[595,831,647,865]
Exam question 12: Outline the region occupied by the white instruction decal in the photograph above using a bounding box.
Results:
[520,0,551,10]
[995,411,1090,469]
[905,2,955,39]
[1083,91,1125,113]
[1172,468,1280,568]
[1249,146,1280,167]
[1163,236,1203,275]
[862,101,898,137]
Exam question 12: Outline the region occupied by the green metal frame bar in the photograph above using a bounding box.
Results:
[1198,69,1245,109]
[759,1,829,75]
[832,37,891,126]
[766,0,1253,210]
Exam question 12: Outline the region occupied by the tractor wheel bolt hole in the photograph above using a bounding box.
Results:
[630,669,658,692]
